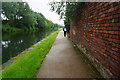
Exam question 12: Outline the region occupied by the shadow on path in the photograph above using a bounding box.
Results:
[36,30,102,78]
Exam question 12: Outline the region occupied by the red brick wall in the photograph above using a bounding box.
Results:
[70,2,120,78]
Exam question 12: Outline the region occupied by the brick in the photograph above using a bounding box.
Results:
[111,53,118,60]
[70,2,120,78]
[111,27,119,30]
[114,31,119,35]
[118,9,120,13]
[112,19,115,22]
[110,68,119,77]
[112,38,119,43]
[108,7,115,12]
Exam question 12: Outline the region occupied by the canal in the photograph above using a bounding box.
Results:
[2,30,53,64]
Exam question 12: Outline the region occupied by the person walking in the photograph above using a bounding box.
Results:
[63,27,67,37]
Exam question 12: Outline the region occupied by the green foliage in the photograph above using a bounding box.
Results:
[49,1,84,25]
[2,30,60,78]
[2,2,61,32]
[2,23,21,32]
[2,2,18,20]
[49,1,65,19]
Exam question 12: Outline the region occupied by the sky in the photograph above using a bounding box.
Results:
[24,0,64,26]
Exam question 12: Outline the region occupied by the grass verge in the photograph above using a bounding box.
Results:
[2,30,61,78]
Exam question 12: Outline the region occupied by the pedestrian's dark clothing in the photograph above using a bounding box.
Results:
[63,27,67,37]
[64,31,66,37]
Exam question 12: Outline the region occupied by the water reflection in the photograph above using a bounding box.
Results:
[2,41,11,48]
[2,30,52,64]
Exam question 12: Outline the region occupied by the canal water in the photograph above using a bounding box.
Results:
[2,30,52,64]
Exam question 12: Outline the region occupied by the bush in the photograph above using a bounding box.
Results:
[2,23,21,32]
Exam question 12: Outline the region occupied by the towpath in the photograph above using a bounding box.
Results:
[36,30,101,78]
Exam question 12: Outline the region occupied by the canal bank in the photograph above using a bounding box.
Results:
[2,37,48,67]
[2,29,53,64]
[2,30,61,78]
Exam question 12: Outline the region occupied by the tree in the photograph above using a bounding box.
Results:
[2,2,61,32]
[35,12,46,29]
[49,1,84,25]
